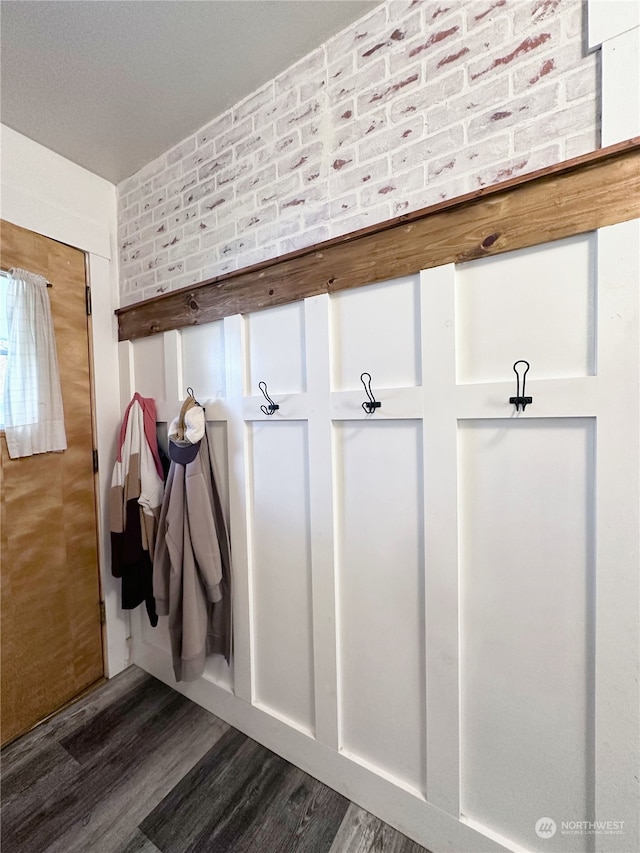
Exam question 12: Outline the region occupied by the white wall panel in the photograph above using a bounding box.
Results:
[250,421,315,733]
[132,333,166,401]
[331,275,420,392]
[336,420,426,794]
[246,302,306,396]
[459,418,595,853]
[180,321,226,401]
[455,235,596,384]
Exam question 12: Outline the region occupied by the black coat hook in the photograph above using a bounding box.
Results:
[509,360,532,411]
[186,386,201,406]
[258,381,279,415]
[360,372,381,414]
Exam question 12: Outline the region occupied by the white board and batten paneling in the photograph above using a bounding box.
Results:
[126,220,639,853]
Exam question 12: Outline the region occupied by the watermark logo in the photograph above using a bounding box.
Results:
[535,818,557,839]
[535,817,625,839]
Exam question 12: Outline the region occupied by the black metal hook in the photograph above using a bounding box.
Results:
[258,381,279,415]
[186,386,200,406]
[360,372,381,414]
[509,360,532,411]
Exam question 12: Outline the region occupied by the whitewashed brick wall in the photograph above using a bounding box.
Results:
[117,0,599,306]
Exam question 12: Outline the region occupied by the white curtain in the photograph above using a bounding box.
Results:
[3,268,67,458]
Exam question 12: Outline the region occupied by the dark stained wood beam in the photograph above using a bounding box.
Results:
[117,138,640,341]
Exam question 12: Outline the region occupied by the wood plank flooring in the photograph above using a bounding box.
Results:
[1,666,430,853]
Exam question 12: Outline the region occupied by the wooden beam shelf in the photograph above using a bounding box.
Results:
[117,138,640,341]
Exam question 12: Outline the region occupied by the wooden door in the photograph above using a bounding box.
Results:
[1,220,104,746]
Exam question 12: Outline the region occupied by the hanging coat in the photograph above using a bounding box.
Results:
[153,429,232,682]
[110,393,164,626]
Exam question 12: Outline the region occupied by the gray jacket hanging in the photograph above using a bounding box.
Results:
[153,429,232,681]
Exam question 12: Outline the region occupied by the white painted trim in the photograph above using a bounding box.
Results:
[588,0,640,49]
[305,295,339,749]
[420,264,461,817]
[224,314,252,703]
[600,26,640,146]
[593,220,640,852]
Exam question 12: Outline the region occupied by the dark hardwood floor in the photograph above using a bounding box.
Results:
[1,666,430,853]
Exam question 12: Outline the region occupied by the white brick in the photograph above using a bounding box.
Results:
[279,225,330,254]
[237,204,278,232]
[128,211,153,235]
[199,191,231,216]
[155,229,184,251]
[511,41,584,95]
[467,83,559,141]
[217,161,252,188]
[427,133,511,181]
[125,271,156,294]
[357,65,422,114]
[325,6,388,65]
[563,59,597,102]
[200,223,238,250]
[356,10,424,71]
[359,164,425,207]
[565,128,597,159]
[258,173,302,205]
[184,212,217,238]
[141,191,167,214]
[389,70,465,123]
[276,99,323,137]
[219,234,257,259]
[388,13,465,74]
[252,88,298,130]
[276,47,325,95]
[255,217,301,246]
[329,157,390,196]
[428,76,510,132]
[277,143,324,178]
[391,124,464,171]
[328,58,387,107]
[156,261,185,283]
[233,82,275,123]
[465,0,512,32]
[154,197,182,223]
[171,237,200,262]
[236,245,279,269]
[168,170,197,198]
[182,142,214,173]
[198,152,233,183]
[153,162,182,191]
[137,154,167,183]
[358,115,425,162]
[513,98,595,150]
[128,241,155,263]
[469,17,561,81]
[513,0,568,36]
[235,127,275,159]
[118,0,598,309]
[216,118,253,154]
[119,203,140,225]
[184,179,219,207]
[428,15,511,80]
[472,142,562,188]
[197,112,233,147]
[333,112,388,152]
[327,205,392,237]
[167,136,196,166]
[118,173,140,196]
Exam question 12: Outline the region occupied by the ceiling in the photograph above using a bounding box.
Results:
[0,0,378,184]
